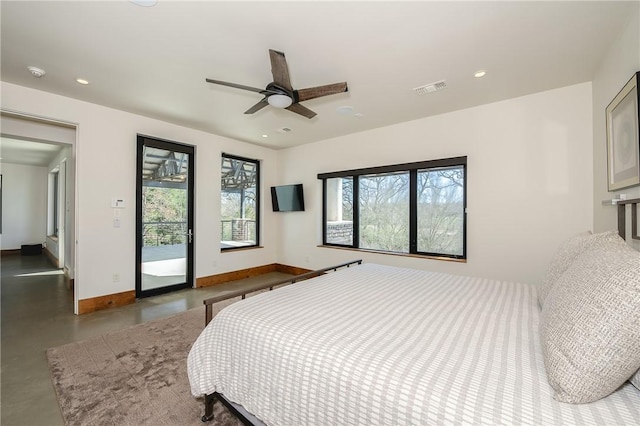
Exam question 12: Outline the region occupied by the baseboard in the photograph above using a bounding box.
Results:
[1,249,21,256]
[78,290,136,315]
[196,263,312,288]
[43,246,59,268]
[66,277,74,292]
[196,263,278,288]
[64,267,74,292]
[275,263,313,276]
[78,264,311,314]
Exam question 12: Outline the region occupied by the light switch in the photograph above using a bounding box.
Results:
[111,198,126,208]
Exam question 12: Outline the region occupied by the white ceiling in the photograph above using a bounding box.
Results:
[0,137,65,167]
[0,1,636,150]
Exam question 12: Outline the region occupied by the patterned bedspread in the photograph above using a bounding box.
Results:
[187,263,639,425]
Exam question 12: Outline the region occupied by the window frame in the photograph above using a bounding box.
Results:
[220,153,261,251]
[319,156,467,260]
[48,169,60,238]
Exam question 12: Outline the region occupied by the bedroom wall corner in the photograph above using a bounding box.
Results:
[592,4,640,243]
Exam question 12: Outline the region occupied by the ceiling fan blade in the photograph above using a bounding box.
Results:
[269,49,293,91]
[244,98,269,114]
[286,103,317,119]
[296,82,348,102]
[206,78,265,94]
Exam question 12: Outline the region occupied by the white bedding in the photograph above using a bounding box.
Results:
[187,263,640,425]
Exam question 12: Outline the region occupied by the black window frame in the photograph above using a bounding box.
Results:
[52,170,59,237]
[319,156,467,260]
[220,153,261,251]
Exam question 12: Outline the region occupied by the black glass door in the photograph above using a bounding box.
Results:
[136,135,194,298]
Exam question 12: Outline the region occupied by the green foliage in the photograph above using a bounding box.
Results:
[359,173,410,252]
[416,168,464,255]
[142,186,187,246]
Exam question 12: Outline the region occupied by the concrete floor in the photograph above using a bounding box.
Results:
[1,254,291,426]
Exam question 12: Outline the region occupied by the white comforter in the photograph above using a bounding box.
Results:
[187,263,640,425]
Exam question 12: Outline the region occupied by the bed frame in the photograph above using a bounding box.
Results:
[615,197,640,240]
[199,259,362,423]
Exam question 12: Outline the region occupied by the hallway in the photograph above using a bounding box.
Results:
[1,254,290,425]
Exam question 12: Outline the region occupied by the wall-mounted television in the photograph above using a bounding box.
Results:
[271,184,305,212]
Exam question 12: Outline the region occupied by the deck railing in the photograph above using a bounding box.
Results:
[143,221,187,246]
[143,219,257,247]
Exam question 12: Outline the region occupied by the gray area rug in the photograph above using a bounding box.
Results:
[46,299,243,426]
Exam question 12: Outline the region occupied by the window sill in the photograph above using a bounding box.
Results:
[221,245,263,253]
[317,245,466,263]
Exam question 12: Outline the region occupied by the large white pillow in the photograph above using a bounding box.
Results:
[540,241,640,403]
[538,231,623,307]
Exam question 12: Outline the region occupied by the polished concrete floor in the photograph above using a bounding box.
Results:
[1,254,291,426]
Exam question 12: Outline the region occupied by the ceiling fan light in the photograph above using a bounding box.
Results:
[268,94,292,109]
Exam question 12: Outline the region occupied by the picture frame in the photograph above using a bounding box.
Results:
[607,71,640,192]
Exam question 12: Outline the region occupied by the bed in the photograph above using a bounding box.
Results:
[188,247,640,425]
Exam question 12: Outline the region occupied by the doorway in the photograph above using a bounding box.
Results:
[0,110,77,312]
[136,135,194,298]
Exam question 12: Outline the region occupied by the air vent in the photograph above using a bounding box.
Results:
[27,66,46,78]
[413,80,447,95]
[276,127,292,133]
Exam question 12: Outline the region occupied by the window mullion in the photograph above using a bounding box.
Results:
[409,170,417,254]
[322,179,328,244]
[353,175,360,248]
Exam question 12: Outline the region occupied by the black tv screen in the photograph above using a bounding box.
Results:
[271,184,305,212]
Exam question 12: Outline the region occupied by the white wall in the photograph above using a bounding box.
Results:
[1,82,279,309]
[592,5,640,241]
[276,83,594,285]
[0,162,47,249]
[0,78,600,299]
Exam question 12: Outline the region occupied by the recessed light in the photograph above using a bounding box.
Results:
[336,106,354,115]
[474,70,487,78]
[27,66,46,78]
[261,134,269,138]
[76,78,89,85]
[130,0,157,6]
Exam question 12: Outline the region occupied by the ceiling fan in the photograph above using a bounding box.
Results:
[206,49,348,119]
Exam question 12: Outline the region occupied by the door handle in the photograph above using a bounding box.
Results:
[188,229,193,244]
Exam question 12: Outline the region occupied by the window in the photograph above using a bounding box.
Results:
[319,156,466,260]
[48,169,60,237]
[324,177,353,245]
[220,154,260,250]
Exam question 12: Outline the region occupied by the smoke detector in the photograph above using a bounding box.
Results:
[27,66,46,78]
[413,80,447,95]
